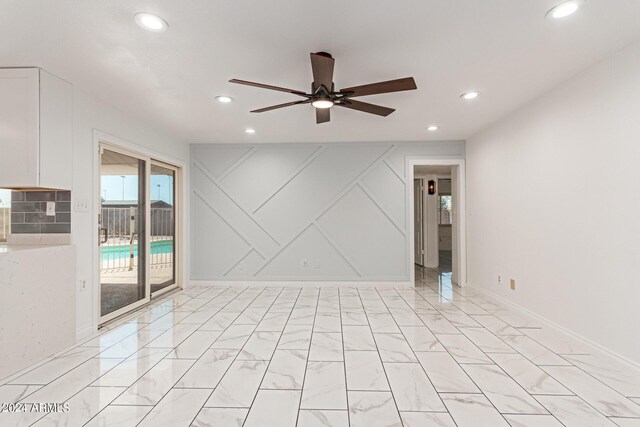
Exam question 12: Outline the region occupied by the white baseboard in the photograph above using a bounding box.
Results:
[190,280,411,288]
[467,282,640,371]
[76,323,96,341]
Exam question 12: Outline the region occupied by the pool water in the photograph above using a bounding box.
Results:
[101,240,173,260]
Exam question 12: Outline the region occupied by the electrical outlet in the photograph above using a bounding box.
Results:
[510,279,516,290]
[301,258,309,269]
[498,275,501,285]
[46,201,56,216]
[79,279,87,292]
[238,262,245,271]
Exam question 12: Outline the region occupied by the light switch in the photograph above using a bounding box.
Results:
[46,201,56,216]
[74,200,89,213]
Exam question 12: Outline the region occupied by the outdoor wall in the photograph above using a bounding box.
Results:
[190,141,464,282]
[466,40,640,365]
[72,87,188,339]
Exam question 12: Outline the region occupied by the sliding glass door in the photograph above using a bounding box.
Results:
[150,162,177,295]
[99,147,149,320]
[99,144,180,324]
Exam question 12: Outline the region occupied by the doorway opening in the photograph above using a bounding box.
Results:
[98,142,181,324]
[408,159,465,287]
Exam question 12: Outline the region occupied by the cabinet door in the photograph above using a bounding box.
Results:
[40,70,72,189]
[0,68,39,187]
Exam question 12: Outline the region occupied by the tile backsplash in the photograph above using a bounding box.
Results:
[11,191,71,234]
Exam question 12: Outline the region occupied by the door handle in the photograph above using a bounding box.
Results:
[100,227,108,244]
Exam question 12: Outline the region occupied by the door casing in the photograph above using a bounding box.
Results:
[414,179,424,266]
[407,158,466,287]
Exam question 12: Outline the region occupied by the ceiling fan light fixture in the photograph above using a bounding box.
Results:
[244,128,256,134]
[216,96,233,103]
[427,125,439,131]
[311,98,334,109]
[134,13,168,32]
[546,0,582,19]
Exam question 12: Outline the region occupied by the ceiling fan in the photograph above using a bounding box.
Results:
[229,52,417,124]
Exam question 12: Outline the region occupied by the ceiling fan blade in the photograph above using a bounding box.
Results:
[229,79,307,96]
[310,52,335,91]
[316,108,330,124]
[251,100,310,113]
[337,99,395,116]
[340,77,417,97]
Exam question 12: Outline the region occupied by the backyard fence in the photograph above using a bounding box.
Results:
[100,207,174,272]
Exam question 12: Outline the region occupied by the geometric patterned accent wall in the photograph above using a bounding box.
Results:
[190,141,464,282]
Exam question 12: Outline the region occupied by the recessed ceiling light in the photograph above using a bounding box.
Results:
[311,98,334,109]
[461,91,479,100]
[216,96,234,103]
[244,128,256,134]
[546,0,582,19]
[134,13,168,32]
[427,125,439,131]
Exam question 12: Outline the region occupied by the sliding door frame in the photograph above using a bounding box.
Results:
[98,142,152,325]
[149,159,180,298]
[93,131,184,329]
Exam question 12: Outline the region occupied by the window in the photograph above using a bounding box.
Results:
[438,194,452,225]
[0,189,10,242]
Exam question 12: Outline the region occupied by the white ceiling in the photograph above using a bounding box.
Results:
[1,0,640,144]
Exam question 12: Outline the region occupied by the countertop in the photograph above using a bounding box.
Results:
[0,243,72,254]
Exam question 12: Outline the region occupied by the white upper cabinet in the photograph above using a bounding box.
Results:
[0,68,72,189]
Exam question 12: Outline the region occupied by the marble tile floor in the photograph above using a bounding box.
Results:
[1,267,640,426]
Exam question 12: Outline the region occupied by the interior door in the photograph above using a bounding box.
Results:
[414,179,424,266]
[99,146,150,322]
[150,161,177,296]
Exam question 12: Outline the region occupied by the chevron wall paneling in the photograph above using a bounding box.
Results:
[190,141,464,282]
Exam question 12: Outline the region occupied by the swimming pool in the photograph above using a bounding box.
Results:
[101,240,173,260]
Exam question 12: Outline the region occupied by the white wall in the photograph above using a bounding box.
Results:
[467,40,640,365]
[72,88,188,338]
[190,141,464,282]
